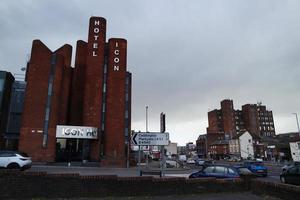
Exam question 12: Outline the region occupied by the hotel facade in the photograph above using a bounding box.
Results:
[18,17,132,167]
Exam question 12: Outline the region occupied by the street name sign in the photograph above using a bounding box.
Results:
[131,132,169,146]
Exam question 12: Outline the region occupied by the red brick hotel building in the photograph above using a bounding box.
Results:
[19,17,132,167]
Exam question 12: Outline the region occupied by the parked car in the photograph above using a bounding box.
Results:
[282,161,300,172]
[280,165,300,185]
[178,155,187,162]
[166,160,180,168]
[186,158,196,164]
[189,164,253,179]
[195,159,214,167]
[243,161,267,177]
[228,156,241,162]
[0,151,32,170]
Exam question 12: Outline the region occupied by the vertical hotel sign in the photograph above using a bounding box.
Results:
[90,18,105,57]
[83,17,106,126]
[108,38,127,72]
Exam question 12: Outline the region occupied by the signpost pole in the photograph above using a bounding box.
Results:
[160,145,163,176]
[138,145,141,176]
[161,145,166,177]
[160,112,166,177]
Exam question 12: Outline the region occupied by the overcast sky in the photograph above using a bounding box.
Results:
[1,0,300,145]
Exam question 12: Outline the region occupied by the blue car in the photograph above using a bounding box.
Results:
[243,161,268,177]
[189,165,252,179]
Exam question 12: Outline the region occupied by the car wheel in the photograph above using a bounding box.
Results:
[7,163,20,169]
[280,176,286,183]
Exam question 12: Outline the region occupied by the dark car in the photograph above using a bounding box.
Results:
[280,165,300,185]
[243,161,268,177]
[189,165,253,179]
[282,161,300,172]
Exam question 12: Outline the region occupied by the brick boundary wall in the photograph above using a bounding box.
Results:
[250,179,300,200]
[0,170,299,199]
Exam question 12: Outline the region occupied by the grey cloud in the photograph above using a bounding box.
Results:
[1,0,300,145]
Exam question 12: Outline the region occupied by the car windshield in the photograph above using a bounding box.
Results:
[237,167,253,175]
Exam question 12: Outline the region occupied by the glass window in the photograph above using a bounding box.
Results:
[228,168,236,175]
[204,166,214,173]
[103,83,106,92]
[0,79,4,91]
[215,166,225,174]
[288,167,297,174]
[0,152,16,157]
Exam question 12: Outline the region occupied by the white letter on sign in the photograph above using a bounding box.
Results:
[93,43,98,49]
[94,28,99,33]
[114,66,119,71]
[114,57,120,63]
[114,50,119,55]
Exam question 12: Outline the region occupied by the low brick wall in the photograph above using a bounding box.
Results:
[0,170,299,199]
[250,179,300,200]
[0,170,244,199]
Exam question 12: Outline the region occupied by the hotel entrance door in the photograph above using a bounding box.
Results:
[55,139,90,162]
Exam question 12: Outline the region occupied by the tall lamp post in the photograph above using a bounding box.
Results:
[145,106,149,168]
[146,106,148,132]
[292,113,300,137]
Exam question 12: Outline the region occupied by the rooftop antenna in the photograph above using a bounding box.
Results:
[257,101,262,106]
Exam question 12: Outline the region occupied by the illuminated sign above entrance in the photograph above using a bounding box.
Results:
[56,125,98,139]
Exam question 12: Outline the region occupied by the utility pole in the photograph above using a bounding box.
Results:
[146,106,149,168]
[146,106,148,132]
[160,112,166,177]
[292,113,300,137]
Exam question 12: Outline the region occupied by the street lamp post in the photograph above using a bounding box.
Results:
[292,113,300,137]
[146,106,148,132]
[145,106,149,168]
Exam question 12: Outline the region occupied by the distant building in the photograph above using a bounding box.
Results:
[177,146,187,155]
[165,142,178,158]
[208,140,229,159]
[207,99,275,139]
[228,137,240,157]
[5,81,26,150]
[205,99,275,159]
[0,71,15,149]
[186,142,196,151]
[196,134,207,157]
[289,139,300,162]
[229,131,264,159]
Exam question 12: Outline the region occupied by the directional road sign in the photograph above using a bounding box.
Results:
[131,132,169,146]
